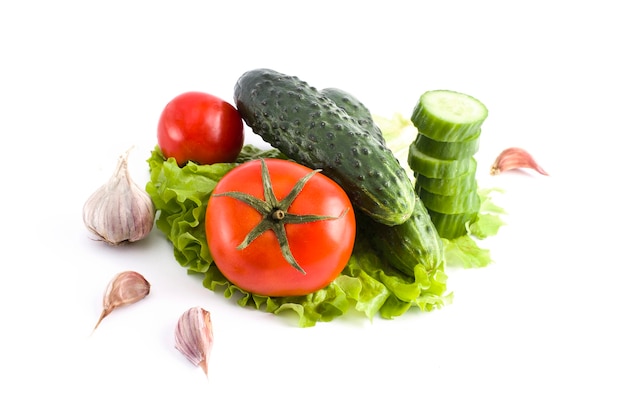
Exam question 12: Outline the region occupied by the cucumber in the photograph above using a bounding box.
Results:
[409,89,488,238]
[359,196,444,275]
[408,143,475,179]
[415,157,477,196]
[413,131,480,160]
[321,87,385,145]
[416,167,477,196]
[418,186,480,215]
[427,209,478,239]
[234,68,415,226]
[411,90,488,142]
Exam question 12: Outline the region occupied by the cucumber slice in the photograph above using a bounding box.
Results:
[411,90,488,142]
[416,168,477,196]
[427,209,478,239]
[409,143,475,179]
[413,131,481,160]
[418,186,480,214]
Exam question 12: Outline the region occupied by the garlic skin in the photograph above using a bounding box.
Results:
[490,147,549,176]
[93,270,151,331]
[83,149,155,245]
[175,307,214,376]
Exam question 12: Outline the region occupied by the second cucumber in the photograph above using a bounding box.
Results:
[234,68,416,226]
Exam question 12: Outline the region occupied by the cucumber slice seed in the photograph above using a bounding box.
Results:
[411,90,488,142]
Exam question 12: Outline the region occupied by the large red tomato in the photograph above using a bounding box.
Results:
[206,158,356,297]
[157,91,244,166]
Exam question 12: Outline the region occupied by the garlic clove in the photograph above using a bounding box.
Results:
[490,147,549,176]
[83,148,155,245]
[93,270,151,331]
[174,307,213,376]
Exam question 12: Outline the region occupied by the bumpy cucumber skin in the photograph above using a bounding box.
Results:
[234,68,415,226]
[359,196,444,275]
[320,88,385,145]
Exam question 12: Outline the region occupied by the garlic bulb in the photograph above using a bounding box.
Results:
[83,148,155,245]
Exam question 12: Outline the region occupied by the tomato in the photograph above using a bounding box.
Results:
[157,91,244,166]
[206,158,356,297]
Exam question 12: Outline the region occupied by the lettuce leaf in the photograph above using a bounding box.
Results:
[471,188,507,239]
[146,145,451,327]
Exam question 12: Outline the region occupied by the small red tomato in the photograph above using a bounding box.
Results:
[157,91,244,166]
[206,158,356,297]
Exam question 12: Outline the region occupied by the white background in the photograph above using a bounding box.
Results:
[1,1,624,415]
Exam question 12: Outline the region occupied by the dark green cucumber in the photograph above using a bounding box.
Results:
[413,131,481,160]
[359,196,444,275]
[234,68,415,226]
[320,87,385,145]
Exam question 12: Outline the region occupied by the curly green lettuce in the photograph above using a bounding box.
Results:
[146,145,451,327]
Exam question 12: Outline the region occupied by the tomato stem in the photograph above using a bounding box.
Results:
[272,209,285,221]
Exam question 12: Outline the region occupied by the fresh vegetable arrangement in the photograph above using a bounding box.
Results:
[82,67,552,378]
[142,68,507,327]
[82,67,518,331]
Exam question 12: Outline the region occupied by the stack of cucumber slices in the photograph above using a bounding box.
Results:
[408,90,488,239]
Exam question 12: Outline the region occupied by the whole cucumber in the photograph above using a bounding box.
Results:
[359,196,444,275]
[234,68,415,226]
